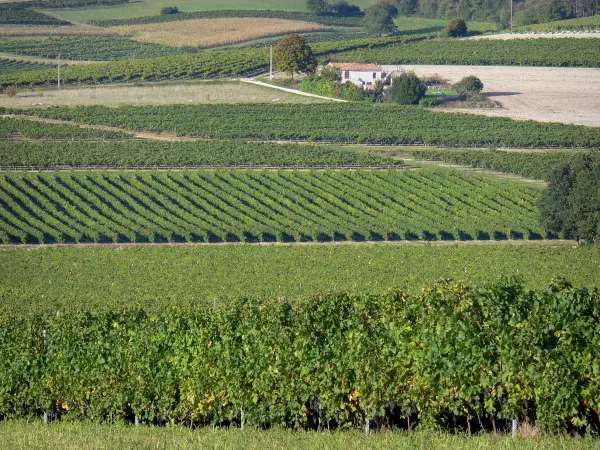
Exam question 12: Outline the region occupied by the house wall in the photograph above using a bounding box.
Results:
[342,70,383,88]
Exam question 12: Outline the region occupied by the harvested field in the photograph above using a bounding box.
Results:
[0,81,325,107]
[470,32,600,39]
[111,18,330,48]
[0,25,114,36]
[395,65,600,127]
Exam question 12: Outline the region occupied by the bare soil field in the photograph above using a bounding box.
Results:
[0,81,326,108]
[469,32,600,39]
[111,18,330,48]
[396,65,600,127]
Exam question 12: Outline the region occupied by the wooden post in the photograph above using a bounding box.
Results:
[240,409,244,429]
[135,414,140,426]
[365,418,370,434]
[512,419,518,436]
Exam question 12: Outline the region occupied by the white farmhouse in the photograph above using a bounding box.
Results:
[329,63,383,89]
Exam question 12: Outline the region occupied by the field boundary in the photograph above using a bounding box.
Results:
[0,164,407,171]
[0,239,579,250]
[240,78,348,102]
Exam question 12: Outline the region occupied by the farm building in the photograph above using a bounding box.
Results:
[328,63,404,89]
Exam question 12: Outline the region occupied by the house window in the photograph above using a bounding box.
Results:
[373,72,376,79]
[344,71,350,79]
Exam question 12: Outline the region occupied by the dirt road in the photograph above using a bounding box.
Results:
[393,65,600,127]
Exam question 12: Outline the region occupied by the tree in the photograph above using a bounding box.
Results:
[364,3,398,35]
[320,65,342,82]
[160,6,179,15]
[306,0,329,13]
[390,71,426,105]
[274,34,317,80]
[538,154,600,243]
[454,75,483,95]
[441,17,468,37]
[330,0,362,16]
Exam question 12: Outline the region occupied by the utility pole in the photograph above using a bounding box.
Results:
[510,0,513,33]
[269,45,273,81]
[57,53,61,89]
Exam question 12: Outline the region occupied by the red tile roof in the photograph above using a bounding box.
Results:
[330,63,381,71]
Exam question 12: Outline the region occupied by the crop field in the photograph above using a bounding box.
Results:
[411,149,598,181]
[330,38,600,67]
[0,140,396,167]
[0,116,130,139]
[11,104,600,148]
[0,169,544,244]
[0,4,70,26]
[0,35,190,61]
[517,14,600,32]
[0,25,115,36]
[1,244,598,314]
[111,18,330,48]
[52,2,373,24]
[0,81,326,107]
[396,65,600,127]
[0,57,54,73]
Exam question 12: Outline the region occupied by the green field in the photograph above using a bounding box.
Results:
[517,14,600,32]
[0,424,597,450]
[1,243,598,314]
[46,0,373,23]
[10,104,600,148]
[0,140,396,167]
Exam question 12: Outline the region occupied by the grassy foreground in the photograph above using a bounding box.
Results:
[1,243,598,314]
[0,422,598,450]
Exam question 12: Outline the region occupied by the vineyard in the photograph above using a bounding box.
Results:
[0,140,397,168]
[0,58,55,74]
[411,149,600,180]
[10,104,600,148]
[1,280,599,433]
[0,117,130,140]
[0,169,544,244]
[89,10,365,28]
[330,38,600,67]
[0,36,192,62]
[0,48,270,87]
[0,3,70,26]
[516,14,600,32]
[2,244,599,315]
[0,35,430,87]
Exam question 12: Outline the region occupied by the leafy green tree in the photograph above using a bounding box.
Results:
[160,6,179,14]
[539,153,600,243]
[273,34,317,80]
[330,0,362,16]
[306,0,329,13]
[441,17,468,37]
[390,71,426,105]
[364,3,398,35]
[454,75,483,95]
[319,65,342,82]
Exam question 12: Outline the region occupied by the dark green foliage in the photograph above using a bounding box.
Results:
[330,0,362,16]
[1,280,599,433]
[319,65,342,82]
[330,38,600,68]
[160,6,179,15]
[306,0,329,13]
[390,71,426,104]
[89,9,364,28]
[441,18,468,37]
[0,169,542,244]
[0,3,70,25]
[0,58,56,75]
[0,117,129,140]
[365,3,398,35]
[0,140,396,167]
[0,36,192,62]
[411,149,598,181]
[8,104,600,148]
[539,154,600,243]
[273,34,317,79]
[454,75,484,95]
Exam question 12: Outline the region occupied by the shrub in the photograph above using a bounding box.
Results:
[330,0,362,16]
[390,71,426,105]
[320,65,341,82]
[454,75,484,95]
[441,18,468,37]
[160,6,179,15]
[4,85,18,97]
